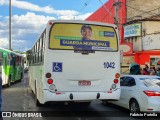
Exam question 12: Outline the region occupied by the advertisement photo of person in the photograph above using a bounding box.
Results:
[73,24,93,50]
[81,24,92,41]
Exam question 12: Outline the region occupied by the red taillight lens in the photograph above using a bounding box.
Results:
[114,79,118,84]
[49,22,53,25]
[47,79,53,84]
[143,90,160,96]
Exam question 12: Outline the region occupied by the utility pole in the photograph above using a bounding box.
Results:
[113,0,122,73]
[113,0,122,27]
[9,0,12,50]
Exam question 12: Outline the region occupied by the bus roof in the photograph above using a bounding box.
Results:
[47,20,117,28]
[30,20,119,50]
[0,47,24,57]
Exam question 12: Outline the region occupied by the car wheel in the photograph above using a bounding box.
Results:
[129,99,140,113]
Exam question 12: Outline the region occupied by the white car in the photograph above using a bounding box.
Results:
[109,75,160,113]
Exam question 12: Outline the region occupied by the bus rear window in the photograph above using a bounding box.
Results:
[49,23,118,51]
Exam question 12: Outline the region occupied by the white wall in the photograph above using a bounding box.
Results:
[143,21,160,34]
[142,34,160,50]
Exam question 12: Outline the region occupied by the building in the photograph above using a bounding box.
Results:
[124,16,160,69]
[86,0,126,43]
[126,0,160,21]
[86,0,160,73]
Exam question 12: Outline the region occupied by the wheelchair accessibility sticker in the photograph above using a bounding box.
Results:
[53,62,62,72]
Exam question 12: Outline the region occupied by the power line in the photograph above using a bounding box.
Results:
[126,4,159,16]
[102,6,114,21]
[0,19,51,21]
[80,0,91,12]
[94,0,124,26]
[93,1,160,24]
[98,0,114,19]
[125,3,160,19]
[126,0,136,2]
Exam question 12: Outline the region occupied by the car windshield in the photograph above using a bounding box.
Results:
[140,78,160,87]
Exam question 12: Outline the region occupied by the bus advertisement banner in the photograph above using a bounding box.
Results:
[49,23,118,51]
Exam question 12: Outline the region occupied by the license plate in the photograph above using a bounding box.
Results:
[78,80,91,86]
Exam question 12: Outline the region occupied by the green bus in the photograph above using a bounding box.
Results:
[0,47,24,87]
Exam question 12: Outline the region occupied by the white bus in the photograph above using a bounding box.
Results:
[27,20,121,106]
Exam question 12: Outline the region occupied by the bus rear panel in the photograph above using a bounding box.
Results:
[29,20,120,105]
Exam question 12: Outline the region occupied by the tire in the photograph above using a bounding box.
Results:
[82,102,90,106]
[75,102,91,106]
[36,98,43,107]
[35,82,44,107]
[35,92,44,107]
[19,73,23,82]
[7,76,11,87]
[129,99,140,113]
[102,101,109,105]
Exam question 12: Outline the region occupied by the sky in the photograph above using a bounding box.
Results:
[0,0,108,52]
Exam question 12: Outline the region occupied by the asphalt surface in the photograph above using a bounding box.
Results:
[2,73,160,120]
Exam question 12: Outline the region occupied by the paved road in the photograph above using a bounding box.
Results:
[2,73,159,120]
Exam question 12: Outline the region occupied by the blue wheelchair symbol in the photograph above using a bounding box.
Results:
[53,62,62,72]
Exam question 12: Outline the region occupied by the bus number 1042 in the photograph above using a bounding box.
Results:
[104,62,115,68]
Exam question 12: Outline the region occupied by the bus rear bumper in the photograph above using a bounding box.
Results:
[43,89,120,103]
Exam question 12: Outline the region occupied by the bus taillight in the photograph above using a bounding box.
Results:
[113,79,118,84]
[49,22,53,25]
[46,73,51,78]
[115,73,120,78]
[47,79,53,84]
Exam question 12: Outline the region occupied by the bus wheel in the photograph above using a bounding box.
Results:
[102,101,109,105]
[82,102,90,106]
[36,98,43,107]
[76,102,91,106]
[35,86,44,107]
[7,76,11,87]
[19,73,23,82]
